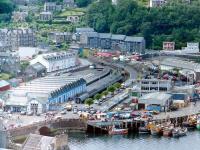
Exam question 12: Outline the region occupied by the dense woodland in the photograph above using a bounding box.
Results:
[0,0,15,22]
[86,0,200,49]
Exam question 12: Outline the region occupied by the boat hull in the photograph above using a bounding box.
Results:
[196,124,200,130]
[109,129,128,135]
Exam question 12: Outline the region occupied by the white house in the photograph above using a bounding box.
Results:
[30,51,77,72]
[149,0,167,7]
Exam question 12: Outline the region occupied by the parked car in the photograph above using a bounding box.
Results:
[27,111,33,116]
[73,108,78,114]
[60,110,67,115]
[20,111,26,115]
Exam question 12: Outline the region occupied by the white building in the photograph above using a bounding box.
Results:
[149,0,167,7]
[30,51,77,72]
[39,12,53,21]
[137,78,173,95]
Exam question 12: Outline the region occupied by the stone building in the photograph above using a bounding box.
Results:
[39,11,53,21]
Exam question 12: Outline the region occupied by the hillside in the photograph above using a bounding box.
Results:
[86,0,200,50]
[0,0,15,22]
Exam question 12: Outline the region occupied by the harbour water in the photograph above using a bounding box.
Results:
[68,131,200,150]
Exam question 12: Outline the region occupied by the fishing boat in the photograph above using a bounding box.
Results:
[196,116,200,130]
[150,125,162,136]
[139,126,150,134]
[172,127,187,137]
[108,126,128,135]
[182,115,197,129]
[163,125,174,137]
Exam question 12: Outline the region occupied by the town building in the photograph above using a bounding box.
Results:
[111,34,126,51]
[39,12,53,21]
[17,28,37,47]
[163,42,175,50]
[0,28,37,49]
[124,36,145,54]
[112,0,118,5]
[98,33,112,49]
[12,11,28,22]
[64,0,76,7]
[149,0,167,7]
[86,32,99,49]
[12,0,28,5]
[30,51,78,72]
[48,32,72,44]
[5,75,86,112]
[66,15,80,23]
[76,28,146,54]
[0,29,19,51]
[138,92,172,111]
[25,62,47,79]
[0,42,12,52]
[137,78,173,95]
[182,42,199,53]
[0,52,20,75]
[44,2,62,12]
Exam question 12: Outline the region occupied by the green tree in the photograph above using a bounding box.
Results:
[84,98,94,107]
[113,82,121,89]
[102,90,109,96]
[75,0,91,7]
[107,85,116,93]
[94,93,102,101]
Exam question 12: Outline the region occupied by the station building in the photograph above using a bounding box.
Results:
[4,74,86,113]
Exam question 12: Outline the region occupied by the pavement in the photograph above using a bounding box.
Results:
[154,101,200,120]
[2,111,79,129]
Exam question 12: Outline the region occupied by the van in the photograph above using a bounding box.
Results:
[65,103,72,111]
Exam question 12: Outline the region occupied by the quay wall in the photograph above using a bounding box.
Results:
[9,118,86,139]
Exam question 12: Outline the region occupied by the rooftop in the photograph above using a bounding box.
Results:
[125,36,144,42]
[111,34,126,40]
[139,92,172,105]
[161,58,200,72]
[76,27,94,33]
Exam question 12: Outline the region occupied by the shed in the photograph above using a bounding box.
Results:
[0,80,10,91]
[138,92,172,111]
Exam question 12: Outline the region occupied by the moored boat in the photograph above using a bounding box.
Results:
[196,116,200,130]
[183,115,197,129]
[109,126,128,135]
[163,125,174,137]
[139,126,150,134]
[172,127,187,138]
[150,125,162,136]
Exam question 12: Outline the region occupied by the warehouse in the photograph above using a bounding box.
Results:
[5,74,86,113]
[138,92,172,112]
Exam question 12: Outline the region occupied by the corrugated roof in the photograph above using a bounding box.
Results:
[161,58,200,72]
[125,36,144,42]
[0,80,10,87]
[111,34,126,40]
[139,92,172,106]
[76,28,94,33]
[99,33,112,39]
[31,62,46,72]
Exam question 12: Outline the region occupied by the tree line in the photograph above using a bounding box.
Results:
[86,0,200,50]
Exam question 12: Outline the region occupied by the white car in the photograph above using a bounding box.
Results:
[60,110,67,115]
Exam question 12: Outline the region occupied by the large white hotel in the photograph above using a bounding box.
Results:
[30,51,77,72]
